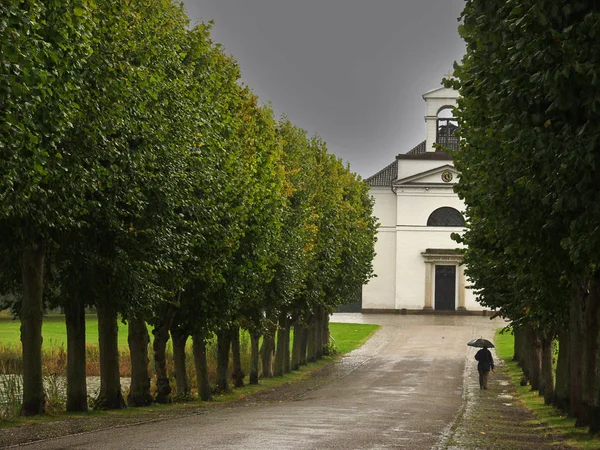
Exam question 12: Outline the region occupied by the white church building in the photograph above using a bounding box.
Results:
[361,86,484,313]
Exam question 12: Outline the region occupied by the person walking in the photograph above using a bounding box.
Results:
[475,346,494,389]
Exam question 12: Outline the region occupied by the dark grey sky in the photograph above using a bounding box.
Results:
[181,0,466,177]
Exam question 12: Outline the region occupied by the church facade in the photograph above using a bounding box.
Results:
[361,86,483,313]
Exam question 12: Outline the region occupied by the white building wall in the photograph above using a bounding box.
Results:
[395,227,461,309]
[363,228,396,310]
[370,187,396,227]
[397,160,452,181]
[362,187,397,310]
[396,187,468,310]
[362,183,481,312]
[396,188,464,225]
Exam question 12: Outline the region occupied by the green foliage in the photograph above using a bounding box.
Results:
[447,0,600,327]
[1,0,377,417]
[0,0,96,238]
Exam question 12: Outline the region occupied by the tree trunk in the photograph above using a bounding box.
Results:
[96,301,125,410]
[569,282,585,421]
[291,323,303,371]
[127,316,152,407]
[216,328,231,393]
[539,329,555,405]
[519,326,531,385]
[274,314,287,377]
[64,295,88,412]
[299,325,309,366]
[588,270,600,433]
[582,270,600,428]
[152,307,175,404]
[283,321,291,374]
[315,310,324,360]
[513,326,524,364]
[554,327,570,412]
[249,331,260,384]
[231,326,245,388]
[528,326,542,391]
[171,327,190,396]
[322,313,331,355]
[20,242,46,416]
[307,315,317,363]
[260,320,276,378]
[192,333,212,401]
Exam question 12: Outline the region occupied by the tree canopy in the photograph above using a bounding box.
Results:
[0,0,377,415]
[449,0,600,427]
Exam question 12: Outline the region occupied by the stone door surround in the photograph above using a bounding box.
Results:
[421,248,466,311]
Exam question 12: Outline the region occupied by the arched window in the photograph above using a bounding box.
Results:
[427,207,465,227]
[436,107,459,151]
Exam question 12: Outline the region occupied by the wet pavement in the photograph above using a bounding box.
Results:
[14,313,510,449]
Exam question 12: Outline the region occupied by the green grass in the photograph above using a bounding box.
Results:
[495,328,600,449]
[0,315,379,354]
[0,314,148,350]
[329,322,379,354]
[0,318,379,427]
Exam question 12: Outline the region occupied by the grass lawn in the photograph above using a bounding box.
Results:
[0,314,131,350]
[329,322,378,354]
[0,314,379,355]
[495,329,600,449]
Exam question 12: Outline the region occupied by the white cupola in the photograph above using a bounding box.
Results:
[422,87,459,153]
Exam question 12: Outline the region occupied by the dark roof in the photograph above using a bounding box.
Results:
[399,140,453,160]
[396,150,453,161]
[367,140,453,187]
[406,140,427,155]
[366,159,397,186]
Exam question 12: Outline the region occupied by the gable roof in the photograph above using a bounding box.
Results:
[366,141,453,187]
[397,150,453,161]
[406,140,426,155]
[422,86,459,100]
[393,164,457,187]
[366,159,397,186]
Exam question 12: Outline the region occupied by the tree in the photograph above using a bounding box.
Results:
[0,0,95,415]
[53,0,195,410]
[266,120,320,377]
[450,0,600,426]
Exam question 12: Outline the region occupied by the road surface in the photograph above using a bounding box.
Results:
[18,314,502,450]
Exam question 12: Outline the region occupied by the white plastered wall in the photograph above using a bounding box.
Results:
[362,187,397,310]
[394,186,478,310]
[397,159,451,181]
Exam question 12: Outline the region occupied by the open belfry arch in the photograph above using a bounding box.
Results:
[362,86,483,313]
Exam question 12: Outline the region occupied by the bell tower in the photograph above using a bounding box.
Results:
[422,87,459,152]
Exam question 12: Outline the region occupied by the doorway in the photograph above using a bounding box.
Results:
[435,265,456,310]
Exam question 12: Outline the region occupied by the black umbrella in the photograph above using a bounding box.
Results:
[467,338,494,348]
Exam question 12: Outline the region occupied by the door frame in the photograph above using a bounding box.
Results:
[421,248,466,311]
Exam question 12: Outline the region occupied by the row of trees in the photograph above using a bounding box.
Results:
[0,0,377,415]
[450,0,600,432]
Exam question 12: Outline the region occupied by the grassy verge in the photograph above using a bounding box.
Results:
[495,329,600,449]
[329,322,379,354]
[0,320,380,426]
